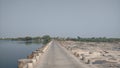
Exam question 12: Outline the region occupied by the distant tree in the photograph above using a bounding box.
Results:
[42,35,51,44]
[24,36,32,41]
[77,36,81,41]
[33,36,41,40]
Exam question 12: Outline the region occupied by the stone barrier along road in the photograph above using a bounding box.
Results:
[18,41,52,68]
[35,41,92,68]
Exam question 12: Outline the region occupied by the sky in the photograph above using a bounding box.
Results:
[0,0,120,38]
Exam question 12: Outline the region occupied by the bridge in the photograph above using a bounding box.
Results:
[18,40,95,68]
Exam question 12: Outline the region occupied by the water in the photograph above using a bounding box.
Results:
[0,40,42,68]
[92,60,107,64]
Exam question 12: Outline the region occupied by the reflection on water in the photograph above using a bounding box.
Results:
[18,41,42,45]
[0,40,42,68]
[25,41,41,45]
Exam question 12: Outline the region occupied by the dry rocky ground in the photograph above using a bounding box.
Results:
[60,41,120,68]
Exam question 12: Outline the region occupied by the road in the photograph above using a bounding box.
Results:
[35,41,91,68]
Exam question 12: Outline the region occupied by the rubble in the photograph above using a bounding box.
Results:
[60,41,120,68]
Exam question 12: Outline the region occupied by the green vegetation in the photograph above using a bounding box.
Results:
[42,35,51,44]
[52,36,120,43]
[0,35,120,43]
[24,36,32,41]
[65,36,120,43]
[0,35,51,44]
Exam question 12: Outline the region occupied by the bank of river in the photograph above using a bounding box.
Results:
[0,40,42,68]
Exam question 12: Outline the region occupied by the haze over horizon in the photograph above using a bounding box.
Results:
[0,0,120,38]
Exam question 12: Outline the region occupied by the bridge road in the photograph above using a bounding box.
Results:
[35,41,91,68]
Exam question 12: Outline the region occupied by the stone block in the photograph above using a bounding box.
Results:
[31,59,36,66]
[35,56,40,61]
[83,57,90,64]
[27,63,33,68]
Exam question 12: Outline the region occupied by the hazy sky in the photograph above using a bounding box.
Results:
[0,0,120,38]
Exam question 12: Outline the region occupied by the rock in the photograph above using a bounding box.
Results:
[27,54,34,59]
[83,57,90,64]
[18,59,32,68]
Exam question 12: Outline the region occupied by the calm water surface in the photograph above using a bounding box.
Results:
[0,40,42,68]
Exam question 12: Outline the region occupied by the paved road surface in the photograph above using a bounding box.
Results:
[35,41,91,68]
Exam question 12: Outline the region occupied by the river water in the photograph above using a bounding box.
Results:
[0,40,42,68]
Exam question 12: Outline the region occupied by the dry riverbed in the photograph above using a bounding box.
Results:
[60,41,120,68]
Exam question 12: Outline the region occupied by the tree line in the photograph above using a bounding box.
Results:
[11,35,51,44]
[65,36,120,42]
[1,35,120,43]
